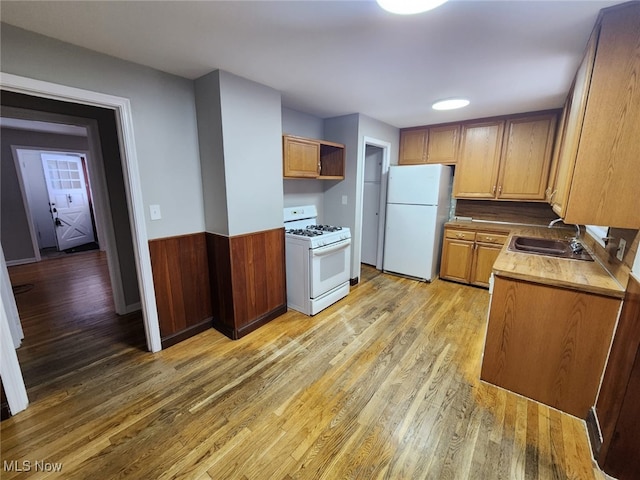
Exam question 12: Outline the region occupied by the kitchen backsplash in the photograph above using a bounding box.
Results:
[454,200,559,226]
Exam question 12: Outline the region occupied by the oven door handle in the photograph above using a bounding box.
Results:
[312,239,351,257]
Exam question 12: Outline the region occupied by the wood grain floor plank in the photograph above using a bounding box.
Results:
[1,257,604,479]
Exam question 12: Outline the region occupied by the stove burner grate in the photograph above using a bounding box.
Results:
[307,225,343,232]
[286,228,324,237]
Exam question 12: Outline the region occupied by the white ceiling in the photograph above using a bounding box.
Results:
[0,0,621,128]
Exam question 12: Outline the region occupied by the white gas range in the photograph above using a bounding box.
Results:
[284,205,351,315]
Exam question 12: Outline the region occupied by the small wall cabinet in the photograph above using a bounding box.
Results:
[399,124,460,165]
[283,134,345,179]
[440,226,508,288]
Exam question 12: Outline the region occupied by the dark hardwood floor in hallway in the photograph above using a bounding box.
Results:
[2,259,603,479]
[6,251,146,402]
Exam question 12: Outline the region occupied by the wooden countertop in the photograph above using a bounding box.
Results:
[445,220,625,299]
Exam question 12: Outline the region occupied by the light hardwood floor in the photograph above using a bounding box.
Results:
[2,253,603,479]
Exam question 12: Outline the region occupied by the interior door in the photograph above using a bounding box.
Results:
[41,153,96,251]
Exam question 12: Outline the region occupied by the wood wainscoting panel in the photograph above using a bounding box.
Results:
[149,232,212,347]
[455,199,558,225]
[206,228,287,339]
[206,232,235,335]
[596,274,640,478]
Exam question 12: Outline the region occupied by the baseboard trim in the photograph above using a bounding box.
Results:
[5,258,37,267]
[213,304,287,340]
[122,302,142,315]
[160,318,212,349]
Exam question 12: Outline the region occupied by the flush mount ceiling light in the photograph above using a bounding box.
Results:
[432,98,470,110]
[376,0,449,15]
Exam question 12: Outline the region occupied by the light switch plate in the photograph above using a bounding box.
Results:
[149,204,162,221]
[342,195,348,205]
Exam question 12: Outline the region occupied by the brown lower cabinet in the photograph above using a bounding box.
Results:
[481,276,621,418]
[440,227,508,287]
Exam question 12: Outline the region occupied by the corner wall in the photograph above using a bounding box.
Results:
[324,113,399,281]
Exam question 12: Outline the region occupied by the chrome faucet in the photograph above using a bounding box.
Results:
[548,218,581,239]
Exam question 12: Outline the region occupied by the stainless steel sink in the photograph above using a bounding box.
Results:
[507,236,594,261]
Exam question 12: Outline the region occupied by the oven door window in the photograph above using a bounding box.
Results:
[309,240,351,299]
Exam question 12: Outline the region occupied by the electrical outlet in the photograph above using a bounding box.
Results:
[342,195,348,205]
[149,204,162,221]
[616,238,626,261]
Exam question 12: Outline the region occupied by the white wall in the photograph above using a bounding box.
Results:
[219,71,284,236]
[18,149,57,249]
[1,23,204,240]
[324,113,399,280]
[282,108,324,139]
[195,71,229,236]
[195,70,284,236]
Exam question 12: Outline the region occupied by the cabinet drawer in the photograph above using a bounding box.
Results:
[445,229,476,241]
[476,232,508,245]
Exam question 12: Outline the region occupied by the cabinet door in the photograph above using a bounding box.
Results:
[283,136,320,178]
[426,125,460,164]
[470,243,502,287]
[564,4,640,228]
[453,121,504,199]
[481,276,620,418]
[497,114,556,201]
[440,237,474,283]
[550,29,598,216]
[399,129,428,165]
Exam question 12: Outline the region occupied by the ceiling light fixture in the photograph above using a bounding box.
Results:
[432,98,470,110]
[376,0,449,15]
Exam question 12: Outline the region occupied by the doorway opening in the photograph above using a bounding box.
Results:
[1,75,162,417]
[359,137,391,272]
[1,114,146,410]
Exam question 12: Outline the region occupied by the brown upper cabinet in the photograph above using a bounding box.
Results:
[399,128,428,165]
[546,2,640,228]
[283,134,345,180]
[453,120,504,199]
[399,124,460,165]
[453,112,557,201]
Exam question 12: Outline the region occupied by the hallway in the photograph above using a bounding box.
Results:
[7,251,146,402]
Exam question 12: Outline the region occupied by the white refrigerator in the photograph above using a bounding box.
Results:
[383,164,452,281]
